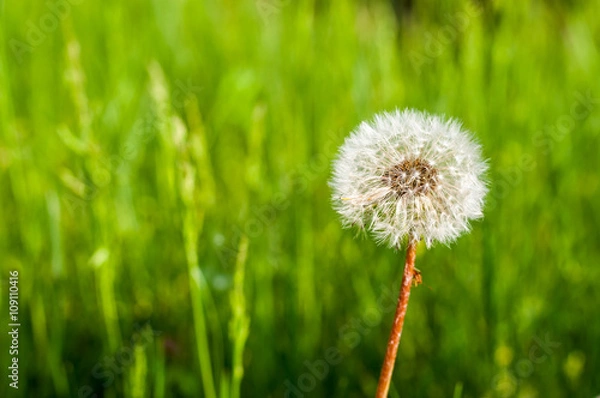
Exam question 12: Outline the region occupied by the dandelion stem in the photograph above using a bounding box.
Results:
[375,240,418,398]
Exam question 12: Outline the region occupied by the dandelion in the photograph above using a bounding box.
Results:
[330,109,488,397]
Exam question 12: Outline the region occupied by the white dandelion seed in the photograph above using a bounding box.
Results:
[330,108,488,248]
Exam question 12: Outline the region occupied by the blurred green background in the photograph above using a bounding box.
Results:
[1,0,599,397]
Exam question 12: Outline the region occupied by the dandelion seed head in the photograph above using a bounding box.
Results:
[330,109,488,248]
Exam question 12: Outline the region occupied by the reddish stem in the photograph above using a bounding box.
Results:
[375,241,418,398]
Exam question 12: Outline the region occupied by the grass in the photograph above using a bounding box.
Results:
[1,0,599,396]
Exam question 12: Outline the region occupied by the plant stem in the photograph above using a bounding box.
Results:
[375,240,418,398]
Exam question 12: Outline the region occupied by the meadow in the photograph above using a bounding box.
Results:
[1,0,600,397]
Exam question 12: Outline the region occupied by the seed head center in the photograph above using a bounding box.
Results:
[382,158,438,197]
